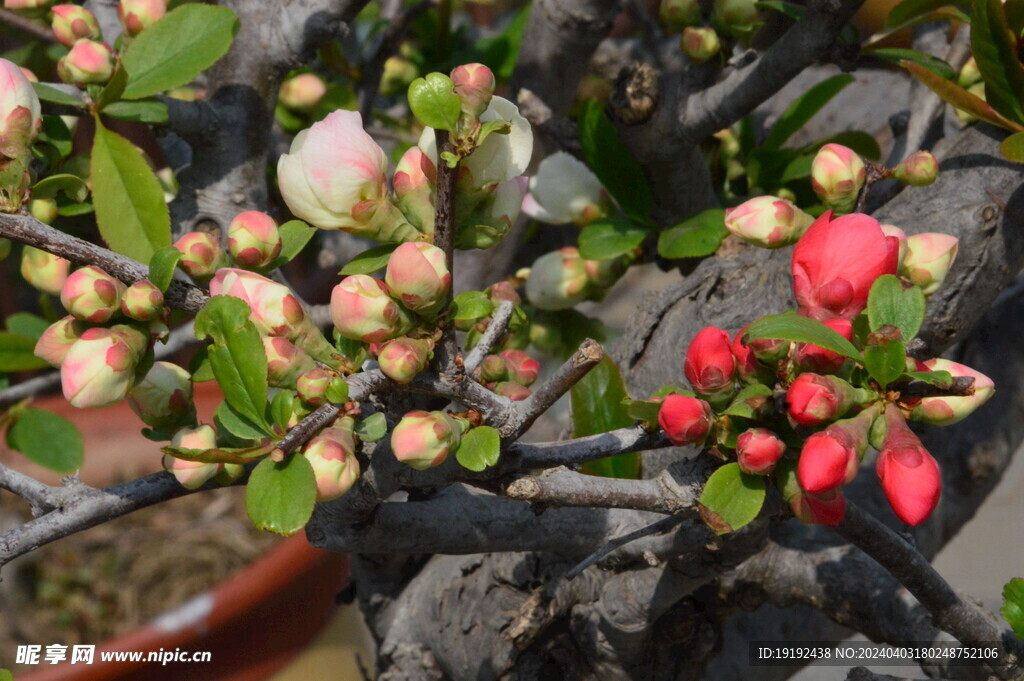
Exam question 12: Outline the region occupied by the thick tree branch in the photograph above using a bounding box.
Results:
[513,425,669,468]
[506,338,603,437]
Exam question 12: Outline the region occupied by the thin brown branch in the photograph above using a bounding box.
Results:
[899,376,975,400]
[432,129,459,373]
[462,300,515,375]
[0,7,57,42]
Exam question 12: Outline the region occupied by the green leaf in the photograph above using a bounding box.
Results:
[246,455,317,536]
[572,356,640,479]
[905,369,952,387]
[1,667,12,681]
[452,290,493,321]
[476,119,511,147]
[266,219,316,270]
[270,390,295,433]
[37,115,73,159]
[885,0,959,27]
[32,82,87,108]
[623,398,664,423]
[103,99,170,124]
[698,462,766,534]
[194,296,270,432]
[148,245,182,292]
[722,383,774,418]
[744,314,863,361]
[456,425,501,472]
[340,243,399,275]
[5,312,48,339]
[657,209,728,259]
[1002,578,1024,640]
[578,98,653,222]
[864,339,906,388]
[91,120,171,262]
[407,72,462,131]
[121,4,240,99]
[971,0,1024,125]
[7,408,84,473]
[94,63,129,110]
[0,331,49,372]
[867,47,954,79]
[867,274,926,341]
[578,218,647,261]
[32,173,88,202]
[215,400,269,441]
[763,75,854,150]
[902,60,1024,131]
[354,412,387,442]
[755,0,806,18]
[1002,131,1024,163]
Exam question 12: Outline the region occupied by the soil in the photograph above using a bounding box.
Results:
[0,486,280,674]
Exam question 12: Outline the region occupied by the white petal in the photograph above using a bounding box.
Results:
[531,152,604,224]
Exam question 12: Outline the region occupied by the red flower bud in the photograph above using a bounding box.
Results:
[737,428,785,475]
[876,406,941,526]
[684,326,736,397]
[790,489,846,526]
[786,373,856,426]
[498,349,539,386]
[657,394,713,446]
[797,427,856,494]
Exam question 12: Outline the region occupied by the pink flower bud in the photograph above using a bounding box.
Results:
[209,268,307,338]
[791,212,900,320]
[900,233,958,296]
[910,358,994,426]
[724,196,814,249]
[786,373,856,427]
[660,0,701,30]
[61,325,147,408]
[303,421,360,501]
[658,394,714,446]
[790,489,846,525]
[478,354,507,382]
[59,40,114,86]
[128,361,194,430]
[378,337,432,384]
[120,279,164,321]
[60,265,126,323]
[330,274,412,343]
[380,56,418,96]
[294,367,331,406]
[34,315,85,367]
[498,349,539,386]
[792,317,853,374]
[450,63,495,117]
[118,0,165,36]
[877,406,941,525]
[227,210,282,269]
[525,247,591,310]
[711,0,759,33]
[164,425,220,489]
[175,232,226,282]
[264,336,316,388]
[681,27,721,63]
[810,144,865,214]
[384,242,451,316]
[737,428,785,475]
[893,151,938,187]
[278,72,326,113]
[493,381,531,401]
[487,281,521,306]
[20,245,69,295]
[684,326,736,398]
[30,198,58,224]
[391,410,462,470]
[522,152,606,226]
[0,57,42,158]
[51,4,100,46]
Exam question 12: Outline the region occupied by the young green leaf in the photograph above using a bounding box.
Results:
[657,209,728,259]
[32,173,88,202]
[148,245,182,292]
[32,82,87,108]
[699,462,766,534]
[1002,132,1024,163]
[1002,578,1024,640]
[246,455,317,536]
[456,425,501,472]
[452,290,493,321]
[867,274,926,341]
[103,100,170,124]
[215,400,269,441]
[623,398,664,423]
[578,98,653,222]
[94,63,129,110]
[762,74,854,150]
[744,313,863,361]
[0,331,50,372]
[91,120,171,262]
[407,72,462,131]
[971,0,1024,125]
[5,312,48,339]
[722,383,774,419]
[354,412,387,442]
[905,369,953,387]
[578,218,647,261]
[121,4,240,100]
[864,338,907,388]
[572,356,640,479]
[7,408,84,473]
[265,219,316,270]
[902,60,1024,132]
[868,47,955,79]
[340,243,400,275]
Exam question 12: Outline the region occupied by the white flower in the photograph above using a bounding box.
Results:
[523,152,604,225]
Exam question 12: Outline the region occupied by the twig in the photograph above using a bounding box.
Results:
[833,503,1020,679]
[512,426,670,469]
[0,213,208,313]
[0,7,57,42]
[0,463,60,516]
[898,376,974,400]
[432,129,459,373]
[508,339,603,438]
[855,161,891,213]
[565,514,686,579]
[462,301,515,375]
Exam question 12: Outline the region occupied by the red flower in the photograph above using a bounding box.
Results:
[792,212,900,320]
[658,394,713,446]
[684,326,736,396]
[876,407,941,526]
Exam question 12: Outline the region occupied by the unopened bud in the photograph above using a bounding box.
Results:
[900,232,958,295]
[724,195,814,248]
[61,265,126,323]
[737,428,785,475]
[499,349,539,386]
[21,245,69,295]
[278,73,326,113]
[880,224,908,266]
[164,425,220,489]
[684,326,736,401]
[478,354,508,382]
[297,367,332,406]
[810,144,865,214]
[59,40,114,86]
[450,63,495,118]
[893,151,938,187]
[681,27,720,63]
[330,274,413,343]
[660,0,701,30]
[378,337,432,384]
[658,394,714,446]
[956,56,981,88]
[264,336,316,388]
[51,4,101,46]
[120,279,164,321]
[227,210,282,269]
[391,410,463,470]
[128,361,195,430]
[877,406,940,525]
[303,420,360,501]
[525,247,591,311]
[786,373,857,426]
[486,281,521,306]
[790,489,846,525]
[792,317,854,375]
[380,56,419,96]
[494,381,531,401]
[384,242,451,316]
[34,315,85,367]
[29,198,58,224]
[61,325,147,408]
[910,358,994,426]
[711,0,759,35]
[175,232,226,282]
[118,0,166,36]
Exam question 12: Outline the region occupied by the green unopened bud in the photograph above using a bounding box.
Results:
[525,247,591,311]
[121,279,164,321]
[478,354,507,382]
[21,245,69,295]
[29,198,58,224]
[681,27,720,62]
[660,0,701,31]
[893,151,938,187]
[711,0,759,35]
[279,72,326,113]
[378,337,432,384]
[810,144,865,214]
